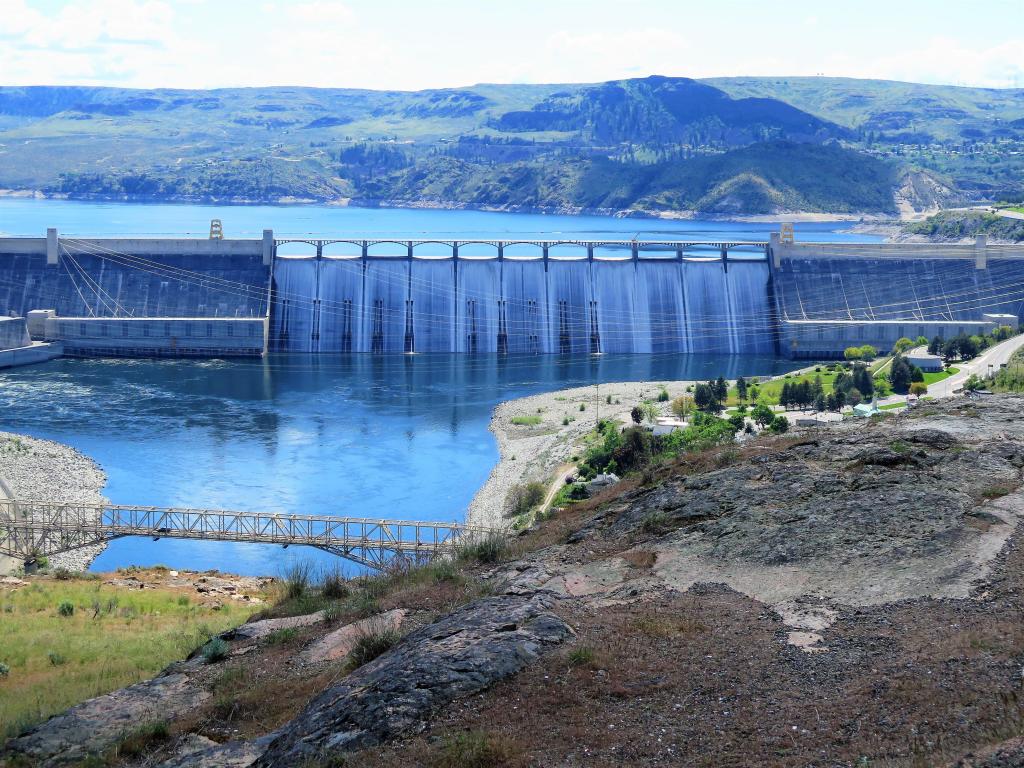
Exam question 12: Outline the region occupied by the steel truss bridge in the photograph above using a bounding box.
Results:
[0,501,484,570]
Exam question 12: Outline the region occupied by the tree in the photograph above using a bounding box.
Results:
[813,393,826,412]
[889,354,913,394]
[630,406,643,424]
[768,415,790,434]
[844,346,863,361]
[910,366,924,383]
[852,363,874,398]
[928,336,944,356]
[693,383,719,413]
[670,395,692,419]
[915,335,929,347]
[713,377,728,402]
[751,403,775,428]
[748,385,760,402]
[848,387,863,407]
[780,381,792,410]
[893,337,914,354]
[728,413,745,433]
[642,402,659,423]
[736,376,748,403]
[859,345,878,360]
[909,382,928,396]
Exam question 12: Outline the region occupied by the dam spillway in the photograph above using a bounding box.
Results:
[270,254,775,354]
[1,231,1024,358]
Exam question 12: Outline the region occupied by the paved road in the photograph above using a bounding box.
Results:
[928,333,1024,398]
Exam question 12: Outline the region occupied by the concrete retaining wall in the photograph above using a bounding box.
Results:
[44,317,266,358]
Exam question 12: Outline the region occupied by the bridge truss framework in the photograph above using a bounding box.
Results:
[0,501,484,570]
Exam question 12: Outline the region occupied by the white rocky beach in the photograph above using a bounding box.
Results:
[0,431,108,574]
[468,378,710,529]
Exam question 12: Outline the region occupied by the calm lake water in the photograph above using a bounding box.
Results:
[0,198,878,575]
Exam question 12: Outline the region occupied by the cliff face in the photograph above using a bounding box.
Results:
[6,397,1024,767]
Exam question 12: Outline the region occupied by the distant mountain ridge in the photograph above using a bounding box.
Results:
[0,75,1019,215]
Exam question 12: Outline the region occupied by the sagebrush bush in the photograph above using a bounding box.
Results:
[201,637,229,663]
[57,601,74,617]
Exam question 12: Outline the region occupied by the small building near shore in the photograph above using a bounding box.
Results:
[906,352,944,372]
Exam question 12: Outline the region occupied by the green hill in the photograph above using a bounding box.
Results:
[0,75,1020,214]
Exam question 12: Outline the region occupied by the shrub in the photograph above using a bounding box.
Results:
[282,561,313,600]
[605,394,612,404]
[320,568,350,599]
[266,627,298,645]
[432,731,515,768]
[510,414,541,426]
[115,721,170,759]
[657,387,669,402]
[457,533,509,565]
[768,415,790,434]
[568,646,596,667]
[348,623,401,670]
[579,403,586,412]
[505,481,547,518]
[57,601,74,617]
[630,406,643,424]
[201,637,229,663]
[909,382,928,396]
[0,661,9,677]
[47,651,66,666]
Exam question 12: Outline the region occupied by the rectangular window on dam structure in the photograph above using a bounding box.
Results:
[79,322,87,336]
[207,323,213,337]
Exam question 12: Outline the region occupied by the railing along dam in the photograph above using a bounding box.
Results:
[0,500,483,570]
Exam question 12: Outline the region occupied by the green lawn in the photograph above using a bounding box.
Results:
[923,366,958,385]
[0,574,263,738]
[729,369,838,406]
[879,402,907,411]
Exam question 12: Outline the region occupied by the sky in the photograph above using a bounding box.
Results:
[1,0,1022,91]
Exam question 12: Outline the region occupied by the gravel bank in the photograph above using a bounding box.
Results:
[468,379,712,528]
[0,432,108,573]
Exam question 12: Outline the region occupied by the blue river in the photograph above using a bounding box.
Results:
[0,198,877,575]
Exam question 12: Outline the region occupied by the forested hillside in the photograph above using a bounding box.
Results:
[1,75,1021,215]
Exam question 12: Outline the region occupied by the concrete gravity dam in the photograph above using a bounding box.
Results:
[1,229,1024,360]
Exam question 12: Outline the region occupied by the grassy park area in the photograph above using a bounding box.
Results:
[0,571,266,739]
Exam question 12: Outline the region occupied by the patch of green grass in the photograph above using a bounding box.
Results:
[727,370,837,406]
[568,646,596,667]
[456,533,510,565]
[510,414,542,426]
[347,624,401,670]
[0,577,260,739]
[879,403,907,411]
[430,730,517,768]
[922,367,958,385]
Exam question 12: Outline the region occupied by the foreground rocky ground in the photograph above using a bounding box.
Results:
[6,396,1024,767]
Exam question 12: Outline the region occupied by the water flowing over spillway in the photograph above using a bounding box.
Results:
[270,256,777,355]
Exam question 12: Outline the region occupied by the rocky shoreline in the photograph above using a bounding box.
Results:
[468,376,777,529]
[0,431,108,573]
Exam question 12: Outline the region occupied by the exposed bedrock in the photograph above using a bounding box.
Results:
[252,593,573,765]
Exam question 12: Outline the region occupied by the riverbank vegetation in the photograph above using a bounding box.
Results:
[904,210,1024,243]
[0,570,266,739]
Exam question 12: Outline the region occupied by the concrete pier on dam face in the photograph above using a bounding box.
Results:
[2,231,1024,359]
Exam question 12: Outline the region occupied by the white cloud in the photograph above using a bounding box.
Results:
[0,1,1020,90]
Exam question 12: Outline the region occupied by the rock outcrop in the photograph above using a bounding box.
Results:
[252,594,573,765]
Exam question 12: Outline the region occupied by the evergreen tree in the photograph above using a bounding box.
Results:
[889,354,913,394]
[928,336,943,356]
[910,366,924,383]
[714,376,728,402]
[736,376,748,403]
[694,383,718,413]
[780,382,792,410]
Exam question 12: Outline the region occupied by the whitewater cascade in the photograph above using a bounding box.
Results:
[269,256,776,355]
